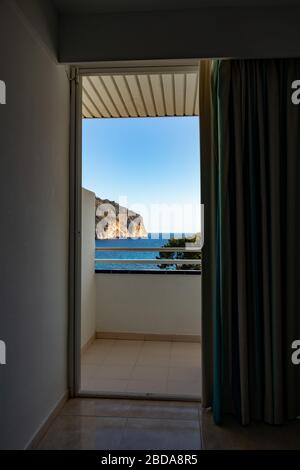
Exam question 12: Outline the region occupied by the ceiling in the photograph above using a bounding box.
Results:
[82,70,199,119]
[53,0,297,14]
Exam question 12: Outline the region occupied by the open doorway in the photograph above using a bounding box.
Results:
[77,64,202,399]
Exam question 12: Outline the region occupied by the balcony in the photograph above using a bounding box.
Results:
[80,188,202,399]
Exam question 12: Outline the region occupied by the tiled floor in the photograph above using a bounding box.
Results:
[37,399,202,450]
[37,398,300,450]
[81,339,201,398]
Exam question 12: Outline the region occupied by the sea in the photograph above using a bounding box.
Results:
[95,232,193,271]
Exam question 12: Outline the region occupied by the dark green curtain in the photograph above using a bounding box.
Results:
[202,59,300,425]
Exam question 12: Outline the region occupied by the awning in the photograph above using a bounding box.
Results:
[82,69,199,118]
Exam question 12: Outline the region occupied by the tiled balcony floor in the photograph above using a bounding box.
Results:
[81,339,201,398]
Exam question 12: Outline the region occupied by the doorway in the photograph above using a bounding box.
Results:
[71,61,202,400]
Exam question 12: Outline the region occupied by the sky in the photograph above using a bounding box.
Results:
[82,116,201,234]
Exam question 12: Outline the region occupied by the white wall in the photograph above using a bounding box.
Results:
[96,274,201,336]
[81,189,96,348]
[0,0,69,449]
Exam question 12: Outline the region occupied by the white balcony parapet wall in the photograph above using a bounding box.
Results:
[95,273,201,337]
[81,188,96,348]
[81,186,201,339]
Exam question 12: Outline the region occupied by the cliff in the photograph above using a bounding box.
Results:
[95,196,147,239]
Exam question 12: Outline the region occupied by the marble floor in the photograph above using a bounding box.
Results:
[37,398,300,450]
[37,399,203,450]
[81,339,201,398]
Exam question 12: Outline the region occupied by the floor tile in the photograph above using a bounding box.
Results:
[168,366,202,382]
[37,415,127,450]
[84,378,128,393]
[37,398,300,451]
[62,398,132,417]
[131,365,168,381]
[84,364,103,379]
[84,339,115,355]
[81,339,201,397]
[81,351,107,365]
[119,418,201,450]
[126,379,167,394]
[170,343,201,367]
[103,350,140,366]
[167,380,201,397]
[136,349,171,366]
[127,400,200,420]
[98,364,134,380]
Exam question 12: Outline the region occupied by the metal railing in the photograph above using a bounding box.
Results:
[95,246,201,268]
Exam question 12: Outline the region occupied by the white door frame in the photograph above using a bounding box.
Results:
[69,59,201,399]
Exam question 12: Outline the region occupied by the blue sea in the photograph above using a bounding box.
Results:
[95,232,191,271]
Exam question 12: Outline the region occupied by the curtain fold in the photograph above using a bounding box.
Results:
[200,58,300,425]
[199,60,216,410]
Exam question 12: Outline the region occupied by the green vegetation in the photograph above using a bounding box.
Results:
[156,235,201,271]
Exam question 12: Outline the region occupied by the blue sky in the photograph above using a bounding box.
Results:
[82,116,201,233]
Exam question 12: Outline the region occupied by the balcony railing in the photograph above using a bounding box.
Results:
[95,246,201,272]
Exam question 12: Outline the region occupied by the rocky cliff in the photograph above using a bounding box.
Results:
[95,196,147,239]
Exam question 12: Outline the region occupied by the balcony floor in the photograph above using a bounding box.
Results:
[81,339,201,398]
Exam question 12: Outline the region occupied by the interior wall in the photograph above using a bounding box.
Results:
[96,274,201,336]
[0,0,69,449]
[81,189,96,348]
[58,6,300,63]
[14,0,58,59]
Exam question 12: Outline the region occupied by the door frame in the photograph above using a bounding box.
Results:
[68,59,202,399]
[69,66,82,397]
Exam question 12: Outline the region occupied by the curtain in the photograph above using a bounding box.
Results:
[200,59,300,425]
